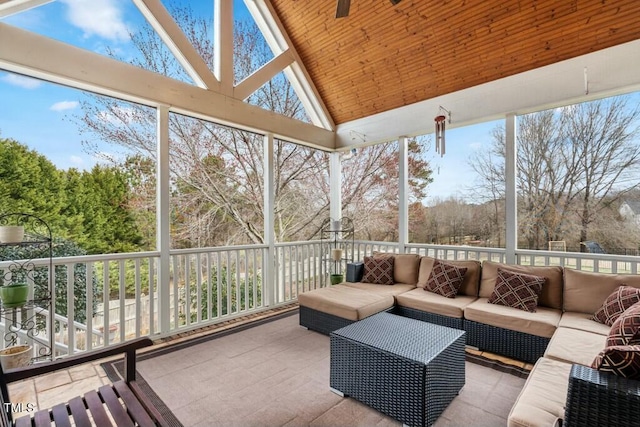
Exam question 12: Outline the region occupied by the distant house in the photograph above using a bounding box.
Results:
[620,200,640,227]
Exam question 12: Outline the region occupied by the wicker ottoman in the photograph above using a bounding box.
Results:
[330,312,465,427]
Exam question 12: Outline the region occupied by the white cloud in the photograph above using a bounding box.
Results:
[50,101,79,112]
[69,155,84,165]
[1,73,42,89]
[61,0,129,42]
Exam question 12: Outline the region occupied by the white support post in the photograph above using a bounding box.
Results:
[329,152,342,224]
[505,114,518,264]
[214,0,234,96]
[157,106,171,334]
[263,133,275,306]
[398,137,409,253]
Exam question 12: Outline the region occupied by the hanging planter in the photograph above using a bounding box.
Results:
[0,283,29,308]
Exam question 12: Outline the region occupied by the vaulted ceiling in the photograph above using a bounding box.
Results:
[270,0,640,126]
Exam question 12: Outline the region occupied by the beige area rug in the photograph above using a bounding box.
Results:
[103,310,528,427]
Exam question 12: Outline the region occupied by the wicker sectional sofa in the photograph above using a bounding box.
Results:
[297,253,640,427]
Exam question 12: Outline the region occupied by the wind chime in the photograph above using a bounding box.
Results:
[434,106,451,157]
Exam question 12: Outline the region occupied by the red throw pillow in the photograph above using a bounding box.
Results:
[607,301,640,347]
[488,268,546,312]
[591,345,640,380]
[424,259,468,298]
[592,285,640,326]
[362,256,394,285]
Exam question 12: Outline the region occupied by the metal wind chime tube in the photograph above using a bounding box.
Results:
[434,106,451,157]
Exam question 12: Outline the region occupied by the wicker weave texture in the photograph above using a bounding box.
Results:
[565,364,640,427]
[464,319,548,364]
[330,313,465,427]
[299,306,354,335]
[391,305,464,330]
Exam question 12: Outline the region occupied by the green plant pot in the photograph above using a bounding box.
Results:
[330,274,344,285]
[0,284,29,308]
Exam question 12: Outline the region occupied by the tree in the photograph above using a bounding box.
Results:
[75,5,432,246]
[564,98,640,247]
[62,165,144,253]
[470,95,640,250]
[0,138,66,228]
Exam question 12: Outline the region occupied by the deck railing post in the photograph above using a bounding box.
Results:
[264,133,276,306]
[157,105,171,335]
[505,113,518,265]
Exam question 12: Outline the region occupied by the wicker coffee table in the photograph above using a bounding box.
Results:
[330,312,465,427]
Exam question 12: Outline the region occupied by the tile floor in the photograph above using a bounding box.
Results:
[7,308,529,426]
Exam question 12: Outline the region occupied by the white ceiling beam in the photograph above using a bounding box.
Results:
[0,0,51,18]
[132,0,219,90]
[214,0,234,96]
[234,49,294,101]
[0,23,334,150]
[244,0,335,131]
[335,39,640,149]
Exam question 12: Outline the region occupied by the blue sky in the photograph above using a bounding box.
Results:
[0,0,503,201]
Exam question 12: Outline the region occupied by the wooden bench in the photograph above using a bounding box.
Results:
[0,337,172,427]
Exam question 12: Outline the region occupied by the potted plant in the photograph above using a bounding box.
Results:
[0,344,32,370]
[0,282,29,308]
[330,274,344,285]
[0,225,24,244]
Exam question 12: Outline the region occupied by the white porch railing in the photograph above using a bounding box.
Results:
[2,240,640,359]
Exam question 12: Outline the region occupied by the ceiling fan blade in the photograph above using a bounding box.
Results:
[389,0,402,5]
[336,0,350,18]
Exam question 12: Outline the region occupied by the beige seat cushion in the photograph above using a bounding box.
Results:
[417,256,482,297]
[298,285,394,321]
[544,327,607,366]
[558,312,611,336]
[563,268,640,314]
[342,282,415,297]
[480,261,563,310]
[464,298,561,338]
[507,357,571,427]
[395,288,477,318]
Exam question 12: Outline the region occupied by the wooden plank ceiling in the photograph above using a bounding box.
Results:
[269,0,640,125]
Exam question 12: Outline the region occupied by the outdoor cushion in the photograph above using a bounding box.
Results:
[424,259,468,298]
[464,298,560,338]
[557,312,611,336]
[544,327,607,366]
[480,261,563,310]
[488,268,545,312]
[607,301,640,346]
[592,285,640,326]
[362,256,394,285]
[373,252,421,284]
[395,287,477,319]
[507,357,571,427]
[563,268,640,314]
[342,282,415,297]
[592,345,640,380]
[297,285,394,321]
[417,257,481,297]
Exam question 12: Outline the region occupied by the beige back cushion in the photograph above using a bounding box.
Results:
[479,261,563,310]
[373,252,421,285]
[563,268,640,314]
[417,256,482,297]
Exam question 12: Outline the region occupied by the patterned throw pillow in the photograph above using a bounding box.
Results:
[362,256,395,285]
[424,259,468,298]
[591,345,640,380]
[607,301,640,347]
[592,285,640,326]
[488,268,546,312]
